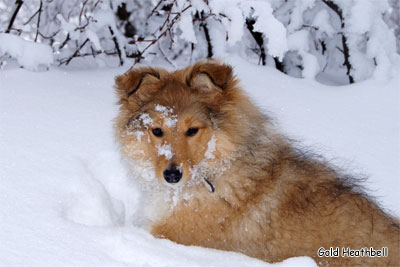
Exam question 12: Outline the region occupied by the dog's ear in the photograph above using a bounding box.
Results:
[115,67,162,110]
[188,61,233,92]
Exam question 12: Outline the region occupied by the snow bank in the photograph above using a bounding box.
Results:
[0,33,53,71]
[1,57,398,266]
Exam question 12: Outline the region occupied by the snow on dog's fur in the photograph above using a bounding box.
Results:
[114,60,399,266]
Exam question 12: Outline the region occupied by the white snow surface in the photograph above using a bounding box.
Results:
[1,56,399,266]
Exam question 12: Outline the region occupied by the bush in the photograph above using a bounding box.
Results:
[0,0,399,83]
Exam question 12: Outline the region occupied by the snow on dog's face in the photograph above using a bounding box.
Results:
[114,60,256,188]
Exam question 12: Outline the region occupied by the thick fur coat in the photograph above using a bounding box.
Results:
[114,60,399,266]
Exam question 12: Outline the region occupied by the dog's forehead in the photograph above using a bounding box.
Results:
[142,78,211,125]
[146,101,210,128]
[151,85,200,112]
[161,77,187,93]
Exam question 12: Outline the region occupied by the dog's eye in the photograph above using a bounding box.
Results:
[152,128,163,137]
[186,128,199,137]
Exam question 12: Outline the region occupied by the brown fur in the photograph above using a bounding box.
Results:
[114,60,400,266]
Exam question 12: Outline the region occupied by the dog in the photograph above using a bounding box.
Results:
[114,60,399,266]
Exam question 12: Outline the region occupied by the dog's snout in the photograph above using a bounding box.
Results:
[163,164,182,183]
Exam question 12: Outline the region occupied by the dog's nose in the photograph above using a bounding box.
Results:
[163,165,182,183]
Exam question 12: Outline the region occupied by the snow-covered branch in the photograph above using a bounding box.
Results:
[0,0,398,83]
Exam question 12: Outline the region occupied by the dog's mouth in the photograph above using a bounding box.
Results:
[203,178,215,192]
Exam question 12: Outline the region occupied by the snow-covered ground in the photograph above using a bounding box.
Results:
[0,57,398,267]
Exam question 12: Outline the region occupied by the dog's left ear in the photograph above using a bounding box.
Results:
[114,67,164,110]
[188,61,233,92]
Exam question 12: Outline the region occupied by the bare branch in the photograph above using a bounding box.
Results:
[79,0,89,26]
[200,14,213,58]
[132,3,192,65]
[157,42,175,67]
[23,6,40,25]
[58,49,119,65]
[108,26,124,66]
[3,27,22,34]
[246,17,265,66]
[37,29,59,39]
[6,0,24,33]
[34,0,43,42]
[172,42,189,60]
[60,38,89,65]
[148,0,164,18]
[59,34,70,50]
[321,0,354,83]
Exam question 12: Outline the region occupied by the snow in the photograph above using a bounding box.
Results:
[156,143,173,160]
[155,104,178,128]
[155,104,171,113]
[0,33,53,71]
[346,0,390,36]
[286,0,316,33]
[56,14,80,40]
[177,8,197,44]
[242,0,288,60]
[203,0,289,59]
[0,55,399,266]
[367,19,399,81]
[86,30,103,51]
[133,130,145,141]
[287,30,319,79]
[220,5,244,46]
[340,0,398,82]
[311,10,335,37]
[139,113,154,127]
[205,135,217,160]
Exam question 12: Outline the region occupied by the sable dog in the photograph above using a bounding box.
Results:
[114,60,399,266]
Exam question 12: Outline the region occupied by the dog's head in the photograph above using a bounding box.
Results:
[114,60,262,188]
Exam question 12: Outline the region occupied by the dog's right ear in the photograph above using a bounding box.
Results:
[115,67,162,110]
[188,61,234,92]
